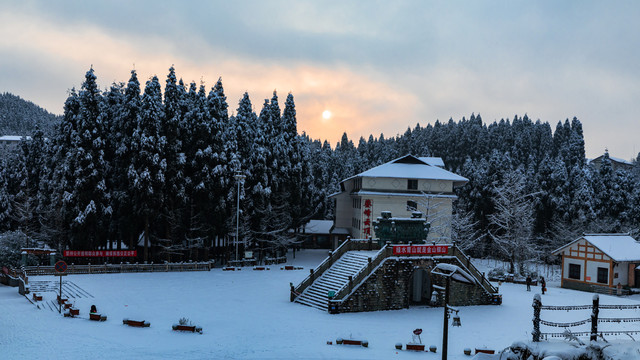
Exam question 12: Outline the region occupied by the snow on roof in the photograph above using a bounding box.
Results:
[418,157,445,167]
[331,227,350,235]
[553,234,640,262]
[0,135,31,141]
[344,155,467,186]
[302,220,333,234]
[587,155,633,165]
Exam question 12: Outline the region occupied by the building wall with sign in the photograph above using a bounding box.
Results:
[331,155,467,247]
[335,256,494,313]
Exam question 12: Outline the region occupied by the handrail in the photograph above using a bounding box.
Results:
[292,238,354,300]
[23,261,212,276]
[450,245,498,294]
[332,244,392,301]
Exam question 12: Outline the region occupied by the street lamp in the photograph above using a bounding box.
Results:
[234,171,246,262]
[431,263,475,360]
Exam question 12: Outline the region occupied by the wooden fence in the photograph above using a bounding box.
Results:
[532,294,640,342]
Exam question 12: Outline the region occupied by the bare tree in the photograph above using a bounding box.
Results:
[487,169,536,274]
[416,192,452,243]
[451,205,483,253]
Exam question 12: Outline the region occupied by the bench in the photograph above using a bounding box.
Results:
[57,296,68,305]
[64,303,72,309]
[172,324,203,334]
[32,293,42,301]
[406,343,425,351]
[337,338,368,347]
[63,308,79,317]
[123,319,150,327]
[90,313,107,321]
[476,349,495,354]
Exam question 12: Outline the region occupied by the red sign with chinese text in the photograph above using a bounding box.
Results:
[363,199,373,236]
[392,245,448,256]
[63,250,137,257]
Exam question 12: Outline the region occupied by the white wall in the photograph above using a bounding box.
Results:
[564,258,585,281]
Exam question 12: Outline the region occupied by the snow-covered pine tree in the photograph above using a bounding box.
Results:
[128,75,166,262]
[111,70,142,250]
[58,68,111,250]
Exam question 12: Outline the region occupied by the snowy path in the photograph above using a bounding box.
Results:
[2,250,640,359]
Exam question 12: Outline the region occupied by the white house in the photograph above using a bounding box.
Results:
[552,233,640,292]
[331,154,468,246]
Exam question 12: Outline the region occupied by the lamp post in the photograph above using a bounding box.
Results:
[432,263,474,360]
[234,171,246,262]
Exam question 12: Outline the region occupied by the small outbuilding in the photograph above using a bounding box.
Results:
[552,233,640,292]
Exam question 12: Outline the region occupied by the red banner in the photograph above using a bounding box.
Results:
[393,245,448,256]
[64,250,137,257]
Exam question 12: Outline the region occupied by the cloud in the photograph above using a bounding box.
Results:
[1,1,639,159]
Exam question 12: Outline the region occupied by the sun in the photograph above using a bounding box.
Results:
[322,110,332,120]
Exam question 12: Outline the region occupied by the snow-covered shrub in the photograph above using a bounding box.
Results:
[0,231,38,268]
[178,317,191,326]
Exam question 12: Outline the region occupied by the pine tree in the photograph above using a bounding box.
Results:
[128,75,166,262]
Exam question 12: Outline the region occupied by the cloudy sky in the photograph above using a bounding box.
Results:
[1,0,639,160]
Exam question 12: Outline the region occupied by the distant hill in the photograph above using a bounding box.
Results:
[0,92,61,136]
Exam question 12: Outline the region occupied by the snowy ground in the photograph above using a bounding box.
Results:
[2,249,640,359]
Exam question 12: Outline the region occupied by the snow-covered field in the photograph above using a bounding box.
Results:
[2,250,640,359]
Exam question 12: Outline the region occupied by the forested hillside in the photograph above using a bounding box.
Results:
[1,67,639,268]
[0,92,60,136]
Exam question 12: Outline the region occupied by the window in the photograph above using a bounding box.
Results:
[568,264,581,280]
[408,179,418,190]
[407,200,417,211]
[597,267,608,284]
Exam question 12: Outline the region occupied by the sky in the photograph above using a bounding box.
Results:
[1,0,639,160]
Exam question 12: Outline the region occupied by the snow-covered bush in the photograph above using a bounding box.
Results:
[0,231,38,268]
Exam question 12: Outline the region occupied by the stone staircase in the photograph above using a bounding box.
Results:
[294,251,374,311]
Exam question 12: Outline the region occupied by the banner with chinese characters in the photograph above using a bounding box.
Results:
[63,250,137,257]
[362,199,373,237]
[392,245,448,256]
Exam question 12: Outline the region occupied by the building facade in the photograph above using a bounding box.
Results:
[552,234,640,292]
[331,155,467,246]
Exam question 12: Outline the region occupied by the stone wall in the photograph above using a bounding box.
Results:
[335,257,494,313]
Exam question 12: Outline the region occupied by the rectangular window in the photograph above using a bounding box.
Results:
[407,200,417,211]
[597,267,608,284]
[568,263,581,280]
[408,179,418,190]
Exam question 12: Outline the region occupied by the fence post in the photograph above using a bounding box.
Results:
[310,268,315,282]
[532,294,541,342]
[348,275,353,293]
[591,294,599,342]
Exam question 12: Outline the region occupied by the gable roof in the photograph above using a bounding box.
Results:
[552,233,640,262]
[344,154,468,187]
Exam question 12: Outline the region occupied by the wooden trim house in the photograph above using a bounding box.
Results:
[552,234,640,292]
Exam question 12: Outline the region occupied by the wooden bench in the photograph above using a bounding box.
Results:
[172,324,203,334]
[64,303,72,309]
[123,319,150,327]
[57,296,68,305]
[90,313,107,321]
[406,343,425,351]
[337,338,368,347]
[63,308,79,317]
[475,349,495,354]
[32,293,42,301]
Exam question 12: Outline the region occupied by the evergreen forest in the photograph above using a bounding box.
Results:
[1,67,639,267]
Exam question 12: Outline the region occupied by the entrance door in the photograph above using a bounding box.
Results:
[409,268,432,305]
[635,269,640,288]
